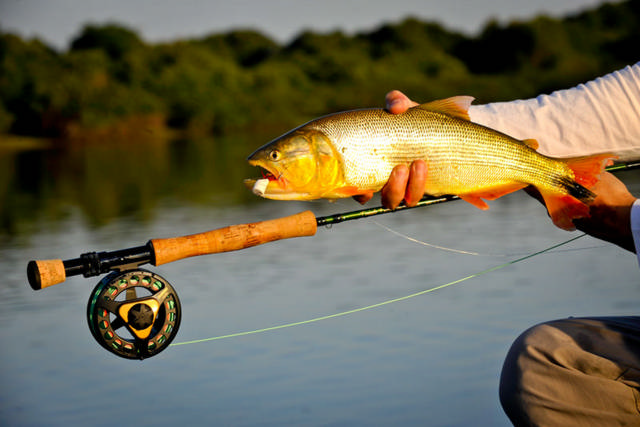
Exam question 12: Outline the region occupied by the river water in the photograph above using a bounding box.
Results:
[1,138,639,426]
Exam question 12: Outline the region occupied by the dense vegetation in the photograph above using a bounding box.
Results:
[0,0,638,140]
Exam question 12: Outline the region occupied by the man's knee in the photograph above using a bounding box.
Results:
[499,321,556,424]
[499,317,640,426]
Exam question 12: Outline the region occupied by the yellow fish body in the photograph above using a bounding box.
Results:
[246,97,612,230]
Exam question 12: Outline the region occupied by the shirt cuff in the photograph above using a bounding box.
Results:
[631,199,640,266]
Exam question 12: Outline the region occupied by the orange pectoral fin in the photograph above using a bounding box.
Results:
[540,192,590,231]
[459,194,490,210]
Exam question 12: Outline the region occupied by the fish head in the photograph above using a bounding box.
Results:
[245,128,344,200]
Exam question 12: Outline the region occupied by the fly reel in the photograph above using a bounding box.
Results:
[86,269,181,360]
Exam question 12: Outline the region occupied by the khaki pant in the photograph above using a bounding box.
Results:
[500,317,640,426]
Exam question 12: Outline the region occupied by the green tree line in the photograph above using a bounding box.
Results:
[0,0,638,140]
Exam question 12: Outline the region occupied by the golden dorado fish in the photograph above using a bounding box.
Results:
[245,96,612,230]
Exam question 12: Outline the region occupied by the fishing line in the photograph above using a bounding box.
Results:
[372,220,609,257]
[170,233,586,347]
[372,220,487,256]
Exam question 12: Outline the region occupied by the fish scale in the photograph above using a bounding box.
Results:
[310,107,571,196]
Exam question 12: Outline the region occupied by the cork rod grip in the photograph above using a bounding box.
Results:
[150,210,318,266]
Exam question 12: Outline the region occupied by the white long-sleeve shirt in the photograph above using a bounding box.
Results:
[469,63,640,262]
[469,63,640,161]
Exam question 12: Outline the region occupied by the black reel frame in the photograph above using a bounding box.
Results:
[87,268,181,360]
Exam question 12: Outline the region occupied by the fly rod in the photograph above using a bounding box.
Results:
[24,161,638,359]
[26,160,640,291]
[27,194,460,291]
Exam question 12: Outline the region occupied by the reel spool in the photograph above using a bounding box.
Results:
[87,269,181,360]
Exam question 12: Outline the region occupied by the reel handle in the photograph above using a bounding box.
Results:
[27,210,318,290]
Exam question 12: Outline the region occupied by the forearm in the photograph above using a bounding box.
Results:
[469,63,640,161]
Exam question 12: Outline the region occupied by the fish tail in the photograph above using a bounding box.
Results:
[565,153,616,189]
[539,192,590,231]
[541,153,615,230]
[559,176,596,204]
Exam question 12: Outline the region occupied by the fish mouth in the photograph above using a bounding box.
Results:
[245,158,316,200]
[245,163,316,200]
[244,163,285,197]
[245,160,280,183]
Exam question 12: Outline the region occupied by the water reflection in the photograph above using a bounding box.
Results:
[0,134,262,235]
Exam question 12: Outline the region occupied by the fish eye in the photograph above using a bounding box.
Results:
[269,150,281,161]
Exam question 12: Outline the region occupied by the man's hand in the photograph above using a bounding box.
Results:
[574,172,636,252]
[353,90,427,209]
[385,89,419,114]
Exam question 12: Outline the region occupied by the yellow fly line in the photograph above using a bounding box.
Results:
[171,234,586,347]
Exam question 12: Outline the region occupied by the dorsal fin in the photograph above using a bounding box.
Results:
[416,96,474,121]
[522,138,539,150]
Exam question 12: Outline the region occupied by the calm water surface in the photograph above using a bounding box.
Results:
[1,139,639,426]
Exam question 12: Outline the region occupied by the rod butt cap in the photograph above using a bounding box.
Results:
[27,260,66,290]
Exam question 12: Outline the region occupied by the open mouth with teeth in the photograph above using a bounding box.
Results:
[259,169,277,181]
[244,163,284,197]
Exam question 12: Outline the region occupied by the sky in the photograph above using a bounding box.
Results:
[1,0,610,50]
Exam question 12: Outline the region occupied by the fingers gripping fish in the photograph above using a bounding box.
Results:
[245,97,613,231]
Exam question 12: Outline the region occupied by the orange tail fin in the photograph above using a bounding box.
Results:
[565,153,615,188]
[540,193,590,231]
[543,153,615,231]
